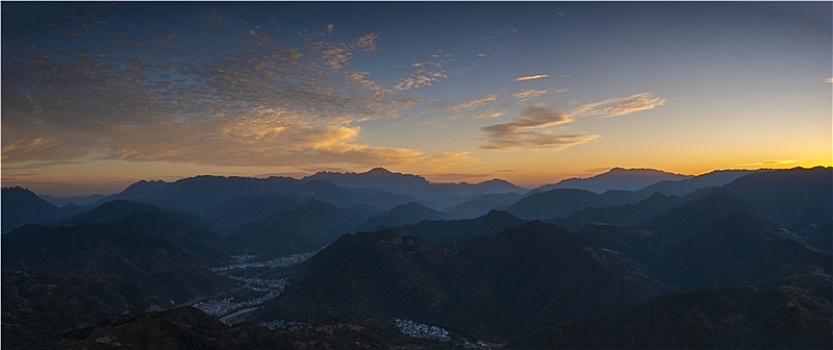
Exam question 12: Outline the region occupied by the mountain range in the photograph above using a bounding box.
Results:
[2,166,830,348]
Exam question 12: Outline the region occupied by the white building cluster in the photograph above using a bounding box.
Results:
[393,318,451,342]
[230,276,289,292]
[193,290,282,317]
[212,250,319,272]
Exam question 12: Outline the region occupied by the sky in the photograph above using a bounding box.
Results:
[2,2,831,196]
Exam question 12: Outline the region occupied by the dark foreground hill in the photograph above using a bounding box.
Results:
[524,286,832,349]
[252,221,666,341]
[552,192,683,231]
[576,193,832,294]
[227,199,372,256]
[57,307,448,350]
[388,209,527,245]
[714,166,833,251]
[1,224,236,349]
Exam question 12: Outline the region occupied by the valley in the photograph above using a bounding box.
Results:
[2,167,831,349]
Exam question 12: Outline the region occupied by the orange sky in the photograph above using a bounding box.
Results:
[2,2,831,196]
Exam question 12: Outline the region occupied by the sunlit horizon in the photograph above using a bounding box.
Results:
[3,2,831,196]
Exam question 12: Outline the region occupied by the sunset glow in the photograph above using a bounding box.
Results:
[3,2,831,195]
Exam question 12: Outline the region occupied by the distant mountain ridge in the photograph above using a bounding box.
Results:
[2,186,81,232]
[540,168,690,193]
[304,168,527,205]
[636,169,754,197]
[3,166,831,348]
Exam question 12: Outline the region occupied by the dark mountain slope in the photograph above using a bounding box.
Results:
[507,188,645,220]
[1,224,235,347]
[575,194,832,296]
[636,169,753,197]
[62,199,207,226]
[657,211,832,292]
[553,192,683,231]
[116,179,168,199]
[255,230,461,327]
[101,212,241,261]
[202,193,301,229]
[255,221,666,341]
[443,192,524,219]
[292,179,418,211]
[525,286,832,349]
[715,167,832,251]
[356,202,449,232]
[718,167,831,226]
[2,224,232,302]
[85,179,168,208]
[389,210,528,245]
[448,221,666,337]
[55,307,448,350]
[2,186,79,232]
[641,192,782,243]
[40,193,106,207]
[228,199,371,256]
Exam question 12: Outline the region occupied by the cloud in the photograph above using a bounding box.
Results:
[394,71,447,91]
[826,77,833,83]
[436,94,498,111]
[568,92,666,118]
[737,160,797,167]
[479,106,591,151]
[1,10,431,172]
[513,89,548,101]
[480,126,600,151]
[473,110,505,119]
[104,113,430,168]
[515,74,551,82]
[479,93,664,151]
[393,51,459,91]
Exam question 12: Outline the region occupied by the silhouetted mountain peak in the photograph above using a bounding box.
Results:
[119,179,167,198]
[367,167,393,175]
[304,168,432,198]
[2,186,74,232]
[544,168,689,193]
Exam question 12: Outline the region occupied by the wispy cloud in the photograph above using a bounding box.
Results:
[435,94,499,111]
[480,126,600,151]
[826,77,833,83]
[479,106,597,151]
[513,89,549,101]
[515,74,551,82]
[479,93,665,151]
[737,160,797,167]
[568,93,666,118]
[473,110,505,119]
